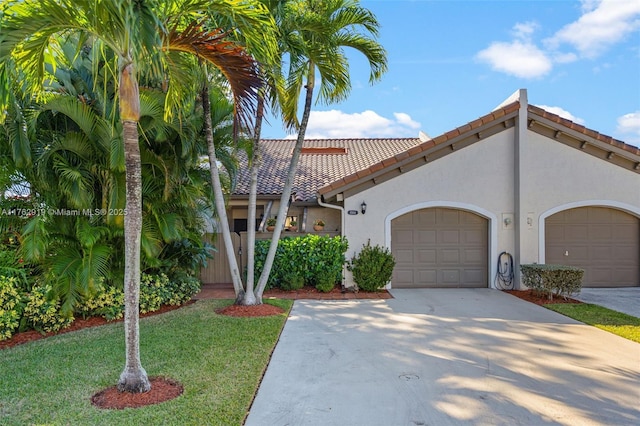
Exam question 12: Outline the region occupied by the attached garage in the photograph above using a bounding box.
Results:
[545,207,640,287]
[391,208,488,288]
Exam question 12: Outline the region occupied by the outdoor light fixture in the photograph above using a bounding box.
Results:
[360,201,367,215]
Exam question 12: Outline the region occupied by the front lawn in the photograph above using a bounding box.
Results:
[0,299,292,425]
[545,303,640,343]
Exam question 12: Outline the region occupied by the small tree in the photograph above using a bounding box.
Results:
[348,241,395,292]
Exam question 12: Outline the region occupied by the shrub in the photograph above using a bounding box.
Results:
[22,285,73,334]
[254,235,348,290]
[280,270,304,291]
[520,264,584,300]
[348,241,395,292]
[165,273,201,305]
[75,286,124,321]
[314,273,335,293]
[0,276,22,341]
[139,273,171,314]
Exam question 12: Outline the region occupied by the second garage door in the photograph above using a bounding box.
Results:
[392,208,488,288]
[545,207,639,287]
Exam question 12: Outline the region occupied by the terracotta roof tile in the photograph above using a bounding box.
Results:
[235,102,638,202]
[233,138,421,201]
[527,104,640,155]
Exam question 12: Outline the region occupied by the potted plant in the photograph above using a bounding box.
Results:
[266,218,276,232]
[288,219,298,232]
[313,219,325,231]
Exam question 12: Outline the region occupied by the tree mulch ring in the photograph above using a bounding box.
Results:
[215,303,285,317]
[91,376,183,409]
[505,289,583,306]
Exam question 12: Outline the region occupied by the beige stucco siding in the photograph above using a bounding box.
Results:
[344,130,516,288]
[520,131,640,266]
[342,125,640,289]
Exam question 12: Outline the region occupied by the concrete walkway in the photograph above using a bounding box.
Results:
[573,288,640,318]
[245,289,640,426]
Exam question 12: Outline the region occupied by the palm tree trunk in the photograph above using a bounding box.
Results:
[239,95,265,306]
[117,63,150,393]
[202,83,245,302]
[255,63,316,301]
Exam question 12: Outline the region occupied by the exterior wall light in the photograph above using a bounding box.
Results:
[361,201,367,215]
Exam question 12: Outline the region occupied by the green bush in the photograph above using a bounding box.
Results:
[22,285,73,334]
[140,272,201,312]
[520,264,584,300]
[0,276,22,341]
[254,235,348,291]
[75,286,124,321]
[348,241,395,292]
[139,273,171,314]
[280,270,304,291]
[164,273,201,305]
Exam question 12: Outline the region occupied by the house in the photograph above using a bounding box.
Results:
[200,89,640,290]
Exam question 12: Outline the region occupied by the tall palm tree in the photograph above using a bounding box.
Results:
[0,0,269,393]
[252,0,387,302]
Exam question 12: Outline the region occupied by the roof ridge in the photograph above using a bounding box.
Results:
[527,104,640,155]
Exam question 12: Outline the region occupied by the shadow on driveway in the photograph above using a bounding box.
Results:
[246,289,639,426]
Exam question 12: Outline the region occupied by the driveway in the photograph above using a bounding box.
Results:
[245,289,640,426]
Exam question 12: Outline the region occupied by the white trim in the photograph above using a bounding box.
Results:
[538,200,640,263]
[385,201,499,289]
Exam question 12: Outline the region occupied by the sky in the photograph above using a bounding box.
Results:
[259,0,640,147]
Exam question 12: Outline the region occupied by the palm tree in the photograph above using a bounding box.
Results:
[251,0,387,302]
[0,0,269,393]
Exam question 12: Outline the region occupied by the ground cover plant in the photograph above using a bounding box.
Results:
[0,299,292,425]
[545,303,640,343]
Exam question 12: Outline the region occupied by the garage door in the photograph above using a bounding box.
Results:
[391,208,488,288]
[545,207,640,287]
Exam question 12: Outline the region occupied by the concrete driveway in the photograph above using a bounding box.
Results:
[245,289,640,426]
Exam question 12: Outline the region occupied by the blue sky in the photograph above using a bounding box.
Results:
[260,0,640,146]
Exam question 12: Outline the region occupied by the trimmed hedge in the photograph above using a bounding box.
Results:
[254,235,348,292]
[520,264,584,300]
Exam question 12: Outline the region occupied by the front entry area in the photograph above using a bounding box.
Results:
[391,207,488,288]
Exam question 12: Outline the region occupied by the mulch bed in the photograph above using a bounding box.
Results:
[216,303,286,317]
[91,376,184,409]
[505,289,583,306]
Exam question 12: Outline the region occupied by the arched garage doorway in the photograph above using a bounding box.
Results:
[391,207,489,288]
[545,206,639,287]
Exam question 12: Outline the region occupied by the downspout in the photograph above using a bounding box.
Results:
[316,193,347,289]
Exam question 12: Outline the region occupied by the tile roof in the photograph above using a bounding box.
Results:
[232,138,421,201]
[318,101,521,197]
[527,104,640,156]
[233,100,640,203]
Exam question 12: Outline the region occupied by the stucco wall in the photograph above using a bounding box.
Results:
[521,131,640,265]
[343,129,516,288]
[342,125,640,289]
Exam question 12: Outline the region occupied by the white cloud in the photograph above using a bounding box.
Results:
[616,111,640,143]
[285,110,422,139]
[547,0,640,58]
[476,40,552,79]
[477,1,640,78]
[512,21,539,40]
[535,105,586,124]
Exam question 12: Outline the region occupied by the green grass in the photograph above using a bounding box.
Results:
[0,299,292,425]
[545,303,640,343]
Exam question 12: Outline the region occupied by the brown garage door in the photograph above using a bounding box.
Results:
[545,207,640,287]
[392,208,488,288]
